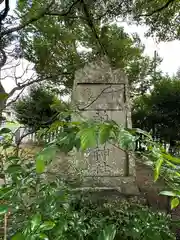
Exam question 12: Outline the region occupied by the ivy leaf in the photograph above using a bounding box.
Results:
[78,127,97,150]
[171,197,179,209]
[154,157,163,181]
[0,204,8,215]
[31,213,42,231]
[39,221,56,231]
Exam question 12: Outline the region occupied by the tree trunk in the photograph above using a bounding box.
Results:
[0,81,7,124]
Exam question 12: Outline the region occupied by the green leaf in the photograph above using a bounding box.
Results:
[39,221,56,231]
[118,129,135,150]
[78,127,97,150]
[11,232,25,240]
[98,224,116,240]
[99,124,112,144]
[171,197,179,209]
[35,144,57,173]
[160,191,177,197]
[36,155,45,174]
[129,128,152,139]
[154,157,163,181]
[0,204,8,215]
[0,128,11,135]
[0,93,8,100]
[31,213,42,231]
[163,153,180,164]
[151,146,161,159]
[6,164,23,174]
[38,233,49,239]
[7,156,21,163]
[0,187,13,199]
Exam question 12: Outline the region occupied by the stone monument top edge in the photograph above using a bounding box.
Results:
[74,58,128,85]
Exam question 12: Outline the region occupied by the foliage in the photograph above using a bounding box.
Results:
[0,126,176,240]
[71,198,175,240]
[0,0,179,119]
[131,0,180,41]
[18,6,161,95]
[132,76,180,146]
[13,85,69,131]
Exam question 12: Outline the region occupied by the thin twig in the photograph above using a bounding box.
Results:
[78,86,111,110]
[1,0,81,37]
[137,0,176,17]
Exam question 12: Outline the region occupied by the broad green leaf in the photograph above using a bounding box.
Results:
[0,204,8,215]
[6,164,23,174]
[11,232,25,240]
[31,213,42,231]
[35,144,57,173]
[128,128,152,139]
[154,157,163,181]
[0,128,11,135]
[163,153,180,164]
[98,224,116,240]
[171,197,179,209]
[38,233,49,239]
[151,146,161,159]
[78,127,97,150]
[118,129,135,150]
[160,191,177,197]
[99,124,112,144]
[0,187,13,199]
[36,155,45,174]
[39,221,56,231]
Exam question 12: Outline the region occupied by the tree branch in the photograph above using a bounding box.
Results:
[80,0,107,56]
[8,71,71,98]
[8,76,50,98]
[0,0,10,23]
[6,87,25,107]
[138,0,176,17]
[15,127,35,148]
[0,49,7,68]
[45,0,80,17]
[1,0,81,37]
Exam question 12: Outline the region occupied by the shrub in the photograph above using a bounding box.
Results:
[0,125,177,240]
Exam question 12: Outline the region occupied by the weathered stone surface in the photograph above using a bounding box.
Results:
[71,58,138,194]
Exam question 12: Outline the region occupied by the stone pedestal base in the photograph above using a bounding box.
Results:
[79,176,139,196]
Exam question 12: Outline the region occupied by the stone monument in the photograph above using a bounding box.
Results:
[71,58,139,195]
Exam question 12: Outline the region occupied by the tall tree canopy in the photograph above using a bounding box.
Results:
[21,20,162,94]
[0,0,179,117]
[132,76,180,145]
